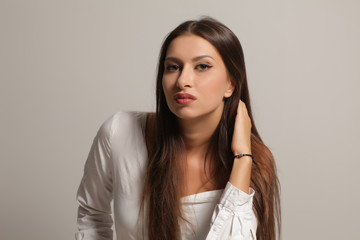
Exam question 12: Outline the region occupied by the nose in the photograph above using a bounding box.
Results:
[176,65,193,89]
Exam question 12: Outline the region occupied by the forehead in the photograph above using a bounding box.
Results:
[166,34,221,60]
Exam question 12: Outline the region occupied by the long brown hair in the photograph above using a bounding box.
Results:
[144,16,281,240]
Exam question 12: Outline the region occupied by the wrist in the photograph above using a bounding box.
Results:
[233,149,252,155]
[233,153,254,161]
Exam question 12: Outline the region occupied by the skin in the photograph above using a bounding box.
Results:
[162,34,253,195]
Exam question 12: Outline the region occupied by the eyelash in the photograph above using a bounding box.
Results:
[166,64,181,72]
[196,64,212,71]
[165,64,213,72]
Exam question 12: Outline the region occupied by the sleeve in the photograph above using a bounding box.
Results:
[75,114,115,240]
[206,182,257,240]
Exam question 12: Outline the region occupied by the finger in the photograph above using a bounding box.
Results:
[239,100,249,115]
[238,100,246,116]
[241,103,252,127]
[243,102,249,115]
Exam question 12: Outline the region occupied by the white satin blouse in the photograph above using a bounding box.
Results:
[76,111,257,240]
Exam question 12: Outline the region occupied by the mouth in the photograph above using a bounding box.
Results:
[174,93,196,105]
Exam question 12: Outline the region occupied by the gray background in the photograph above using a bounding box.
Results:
[1,0,359,239]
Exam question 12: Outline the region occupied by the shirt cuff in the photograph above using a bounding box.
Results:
[219,181,255,212]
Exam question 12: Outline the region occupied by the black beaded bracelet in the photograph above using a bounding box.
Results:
[233,154,254,160]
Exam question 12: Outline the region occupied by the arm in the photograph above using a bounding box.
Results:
[75,115,115,240]
[229,100,253,193]
[206,100,256,240]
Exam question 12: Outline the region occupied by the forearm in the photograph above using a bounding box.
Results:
[228,155,252,194]
[229,100,253,193]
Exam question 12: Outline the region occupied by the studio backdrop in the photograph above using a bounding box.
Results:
[1,0,359,239]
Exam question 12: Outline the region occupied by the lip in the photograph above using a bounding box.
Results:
[174,93,196,105]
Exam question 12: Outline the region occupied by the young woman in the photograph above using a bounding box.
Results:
[76,17,281,240]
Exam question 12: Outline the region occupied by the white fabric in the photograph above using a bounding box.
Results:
[76,111,257,240]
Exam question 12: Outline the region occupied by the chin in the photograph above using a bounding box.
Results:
[171,108,219,122]
[168,106,199,120]
[167,102,224,121]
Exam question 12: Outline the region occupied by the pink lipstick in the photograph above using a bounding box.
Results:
[174,93,196,105]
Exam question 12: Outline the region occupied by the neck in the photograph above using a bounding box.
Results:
[178,109,223,156]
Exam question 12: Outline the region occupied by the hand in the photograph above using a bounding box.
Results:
[231,100,252,155]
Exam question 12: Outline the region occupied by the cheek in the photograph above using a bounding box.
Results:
[162,77,171,96]
[162,77,175,105]
[198,75,229,99]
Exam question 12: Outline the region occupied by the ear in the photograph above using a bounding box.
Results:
[224,78,235,98]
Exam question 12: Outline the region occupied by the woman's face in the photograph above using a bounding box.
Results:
[162,34,234,121]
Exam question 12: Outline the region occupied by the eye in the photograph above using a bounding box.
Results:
[196,64,213,71]
[165,64,181,72]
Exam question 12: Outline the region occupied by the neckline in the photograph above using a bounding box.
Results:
[181,188,223,201]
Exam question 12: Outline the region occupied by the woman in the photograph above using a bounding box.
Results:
[76,17,281,240]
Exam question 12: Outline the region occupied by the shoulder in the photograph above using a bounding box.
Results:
[98,111,151,140]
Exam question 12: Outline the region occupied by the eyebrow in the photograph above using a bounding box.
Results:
[165,55,216,62]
